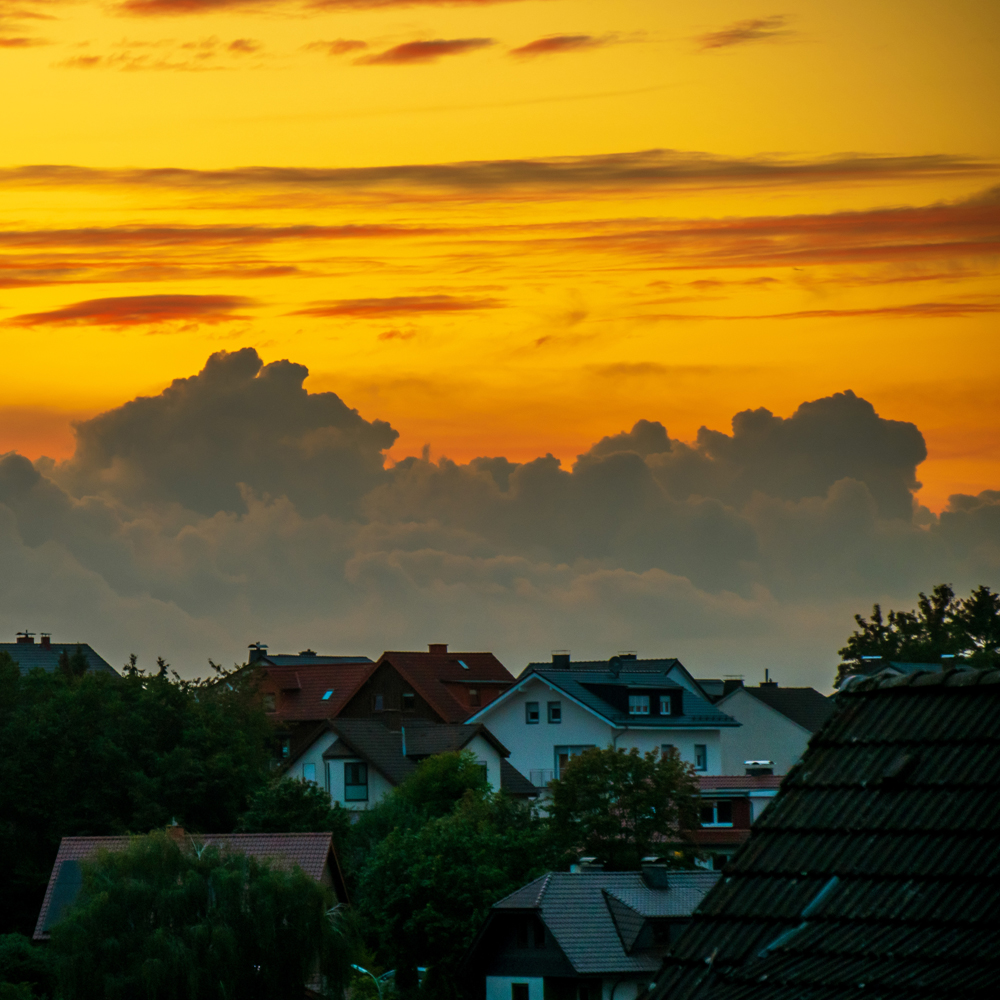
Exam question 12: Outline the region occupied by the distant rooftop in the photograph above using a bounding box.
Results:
[1,634,117,677]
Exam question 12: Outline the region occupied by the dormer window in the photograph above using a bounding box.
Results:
[700,800,733,827]
[469,688,480,707]
[628,694,650,715]
[658,694,672,715]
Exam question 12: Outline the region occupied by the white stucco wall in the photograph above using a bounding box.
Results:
[469,676,725,785]
[716,688,812,775]
[466,732,503,792]
[486,977,544,1000]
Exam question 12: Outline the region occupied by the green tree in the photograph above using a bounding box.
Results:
[56,647,89,681]
[837,583,1000,684]
[351,753,557,999]
[48,831,350,1000]
[237,778,352,848]
[548,746,700,871]
[0,655,274,935]
[0,934,55,999]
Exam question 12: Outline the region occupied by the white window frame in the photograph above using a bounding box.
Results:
[659,694,672,715]
[628,694,650,715]
[302,762,317,784]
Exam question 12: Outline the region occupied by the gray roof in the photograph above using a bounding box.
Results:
[529,668,738,729]
[493,871,721,974]
[741,684,834,733]
[1,641,118,677]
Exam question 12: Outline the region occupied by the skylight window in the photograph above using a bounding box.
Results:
[459,659,469,669]
[322,690,333,700]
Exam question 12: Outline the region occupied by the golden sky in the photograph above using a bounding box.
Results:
[2,0,999,512]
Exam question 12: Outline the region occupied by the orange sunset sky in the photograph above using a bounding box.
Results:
[1,0,998,514]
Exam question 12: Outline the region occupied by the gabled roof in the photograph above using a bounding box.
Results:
[377,650,515,723]
[732,683,835,733]
[34,831,344,941]
[649,666,1000,1000]
[300,719,535,796]
[260,661,377,722]
[491,871,720,974]
[1,641,118,677]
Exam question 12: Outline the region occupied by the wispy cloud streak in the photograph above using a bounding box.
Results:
[355,38,494,65]
[697,15,792,50]
[291,294,503,317]
[5,293,255,326]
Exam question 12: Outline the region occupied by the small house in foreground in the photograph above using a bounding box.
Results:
[647,666,1000,1000]
[463,868,720,1000]
[34,830,348,941]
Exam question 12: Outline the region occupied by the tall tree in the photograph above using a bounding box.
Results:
[237,778,352,850]
[837,583,1000,684]
[548,745,701,871]
[49,831,350,1000]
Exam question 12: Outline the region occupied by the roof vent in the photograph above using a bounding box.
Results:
[760,669,777,687]
[552,651,570,667]
[570,857,604,873]
[640,863,671,889]
[248,642,268,664]
[429,643,448,654]
[745,760,774,776]
[299,649,316,656]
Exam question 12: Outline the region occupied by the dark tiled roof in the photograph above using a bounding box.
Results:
[741,683,835,733]
[649,667,1000,1000]
[378,651,515,723]
[493,871,720,974]
[528,668,737,729]
[34,832,341,940]
[500,758,538,798]
[262,654,372,667]
[699,775,783,791]
[261,662,376,722]
[1,642,118,677]
[325,720,415,784]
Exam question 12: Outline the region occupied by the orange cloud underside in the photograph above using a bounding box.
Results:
[0,0,998,510]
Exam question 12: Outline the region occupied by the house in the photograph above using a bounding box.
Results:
[34,829,348,941]
[714,675,834,774]
[1,632,117,677]
[336,644,516,728]
[693,771,782,869]
[646,664,1000,1000]
[462,867,721,1000]
[284,718,537,809]
[465,654,739,787]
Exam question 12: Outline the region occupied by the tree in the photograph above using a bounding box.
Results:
[56,647,89,681]
[837,583,1000,685]
[548,746,700,871]
[350,753,557,999]
[0,934,55,999]
[0,655,274,935]
[237,778,352,849]
[48,831,350,1000]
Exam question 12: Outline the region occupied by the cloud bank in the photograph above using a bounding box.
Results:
[1,349,997,686]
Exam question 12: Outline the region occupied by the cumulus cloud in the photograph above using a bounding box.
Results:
[1,349,997,686]
[354,38,494,65]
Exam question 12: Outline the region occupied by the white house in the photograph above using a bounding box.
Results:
[715,678,834,775]
[284,718,536,810]
[465,654,740,786]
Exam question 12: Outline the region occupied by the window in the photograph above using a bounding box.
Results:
[345,762,368,801]
[402,692,415,711]
[280,738,290,758]
[525,701,540,724]
[469,688,480,707]
[629,694,650,715]
[263,692,276,713]
[373,694,384,712]
[321,690,333,701]
[659,694,672,715]
[555,745,595,777]
[547,701,562,724]
[512,985,529,1000]
[660,743,675,758]
[303,762,316,784]
[695,744,707,771]
[700,800,733,827]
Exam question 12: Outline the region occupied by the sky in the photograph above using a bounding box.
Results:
[0,0,998,687]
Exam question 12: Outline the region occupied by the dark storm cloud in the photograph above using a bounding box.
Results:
[1,351,997,684]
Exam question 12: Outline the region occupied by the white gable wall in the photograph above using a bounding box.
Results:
[466,732,504,792]
[716,688,812,775]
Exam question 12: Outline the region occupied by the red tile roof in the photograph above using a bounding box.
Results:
[34,831,343,940]
[377,650,515,723]
[261,662,376,723]
[699,775,783,791]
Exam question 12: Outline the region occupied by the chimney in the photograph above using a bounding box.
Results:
[551,651,570,667]
[428,643,448,654]
[16,632,34,645]
[40,634,51,649]
[248,642,268,664]
[641,863,671,889]
[722,677,744,696]
[166,822,186,843]
[760,668,777,688]
[745,760,774,776]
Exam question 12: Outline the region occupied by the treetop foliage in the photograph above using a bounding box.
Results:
[838,583,1000,684]
[548,745,701,871]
